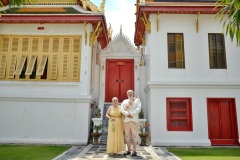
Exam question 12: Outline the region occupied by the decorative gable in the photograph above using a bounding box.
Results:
[101,31,138,55]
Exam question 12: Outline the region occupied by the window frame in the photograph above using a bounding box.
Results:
[167,33,185,69]
[208,33,227,69]
[166,97,193,131]
[0,36,81,82]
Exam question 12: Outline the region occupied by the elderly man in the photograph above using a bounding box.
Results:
[120,90,141,156]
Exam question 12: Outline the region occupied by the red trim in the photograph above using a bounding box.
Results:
[211,139,240,146]
[134,4,222,45]
[0,15,104,23]
[140,5,222,14]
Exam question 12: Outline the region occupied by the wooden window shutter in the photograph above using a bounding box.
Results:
[73,37,81,53]
[25,55,37,75]
[7,54,17,78]
[209,34,216,68]
[216,34,226,68]
[167,98,193,131]
[36,55,48,75]
[49,54,58,80]
[63,38,70,53]
[22,38,30,52]
[1,37,10,52]
[61,55,69,80]
[175,34,184,68]
[0,54,7,78]
[15,55,27,75]
[71,54,80,80]
[11,38,20,52]
[209,34,226,69]
[168,34,176,68]
[52,38,60,53]
[31,38,39,53]
[42,38,50,53]
[71,37,81,80]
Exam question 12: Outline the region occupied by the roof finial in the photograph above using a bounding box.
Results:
[120,24,122,35]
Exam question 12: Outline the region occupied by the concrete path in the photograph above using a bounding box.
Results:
[53,144,181,160]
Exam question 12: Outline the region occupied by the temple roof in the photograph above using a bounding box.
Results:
[0,0,109,48]
[134,0,222,46]
[1,7,84,14]
[149,0,216,2]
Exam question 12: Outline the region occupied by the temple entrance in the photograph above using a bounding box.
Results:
[105,59,134,102]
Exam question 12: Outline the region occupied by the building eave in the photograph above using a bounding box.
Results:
[0,14,109,48]
[134,3,222,46]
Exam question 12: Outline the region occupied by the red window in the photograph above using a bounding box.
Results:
[167,98,193,131]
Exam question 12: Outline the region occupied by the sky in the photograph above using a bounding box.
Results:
[91,0,136,43]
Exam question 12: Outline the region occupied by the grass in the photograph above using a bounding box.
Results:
[167,147,240,160]
[0,144,70,160]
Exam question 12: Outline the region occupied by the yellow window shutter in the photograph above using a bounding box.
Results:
[22,38,30,52]
[36,55,48,75]
[42,38,50,53]
[50,54,58,80]
[61,55,69,80]
[175,34,184,68]
[73,37,81,53]
[15,55,27,75]
[52,38,60,53]
[71,54,80,80]
[209,35,215,68]
[31,38,39,53]
[63,38,70,53]
[8,54,17,78]
[25,55,37,75]
[0,54,7,78]
[11,37,20,52]
[1,37,10,52]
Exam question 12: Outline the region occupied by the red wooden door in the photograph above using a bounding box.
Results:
[207,99,239,145]
[105,59,134,102]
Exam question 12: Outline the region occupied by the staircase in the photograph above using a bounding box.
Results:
[100,103,111,143]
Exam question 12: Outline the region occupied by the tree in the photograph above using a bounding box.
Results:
[0,0,35,8]
[216,0,240,46]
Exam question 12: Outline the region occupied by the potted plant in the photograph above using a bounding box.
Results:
[91,124,103,144]
[138,121,150,146]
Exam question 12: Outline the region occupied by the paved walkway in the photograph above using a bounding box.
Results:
[53,144,181,160]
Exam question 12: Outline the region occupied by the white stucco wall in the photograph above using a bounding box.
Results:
[146,14,240,81]
[0,99,91,144]
[0,23,95,144]
[147,84,240,146]
[144,14,240,146]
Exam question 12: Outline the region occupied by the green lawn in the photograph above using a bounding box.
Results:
[167,147,240,160]
[0,144,70,160]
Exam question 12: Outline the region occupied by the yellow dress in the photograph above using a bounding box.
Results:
[106,106,124,154]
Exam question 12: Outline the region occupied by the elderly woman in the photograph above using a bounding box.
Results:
[106,97,124,155]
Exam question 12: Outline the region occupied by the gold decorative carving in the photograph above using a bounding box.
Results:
[141,12,151,34]
[107,23,113,40]
[25,0,77,5]
[156,12,159,32]
[99,0,106,13]
[84,21,87,45]
[90,21,103,46]
[80,0,99,12]
[33,0,76,2]
[196,12,200,33]
[138,32,145,46]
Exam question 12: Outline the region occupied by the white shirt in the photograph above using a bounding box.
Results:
[120,98,141,123]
